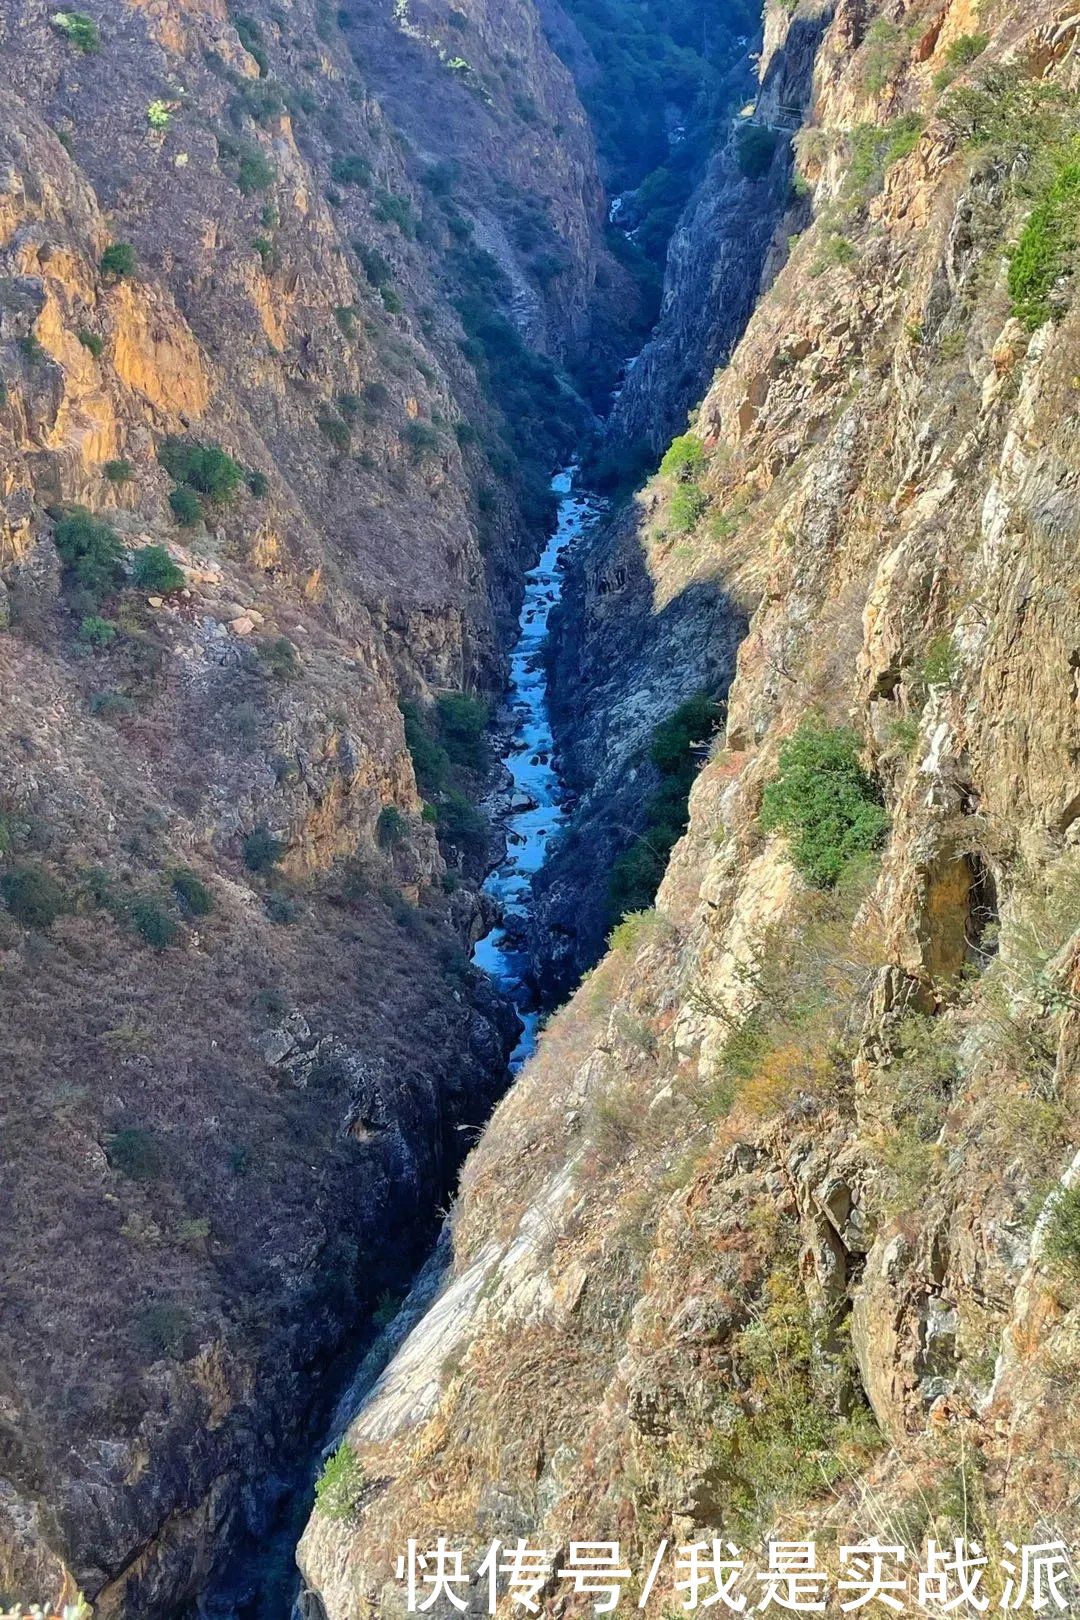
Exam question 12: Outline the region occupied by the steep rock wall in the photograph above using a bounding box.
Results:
[298,0,1080,1611]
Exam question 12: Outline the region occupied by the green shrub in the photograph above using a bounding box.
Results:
[355,244,393,287]
[89,689,135,718]
[247,468,269,497]
[659,432,706,481]
[760,722,887,886]
[435,692,489,773]
[107,1126,169,1180]
[51,11,100,51]
[170,867,214,916]
[135,1301,191,1360]
[103,458,133,484]
[236,146,276,194]
[377,805,408,847]
[668,482,708,533]
[609,694,721,921]
[100,242,136,280]
[436,790,487,866]
[257,636,301,680]
[130,895,179,949]
[402,420,440,458]
[318,415,350,452]
[53,507,125,601]
[79,614,117,647]
[1008,155,1080,329]
[235,12,268,71]
[159,438,245,504]
[380,286,403,314]
[131,545,185,593]
[736,122,778,180]
[0,863,69,928]
[331,153,371,187]
[944,32,989,67]
[334,304,357,337]
[169,486,202,526]
[401,702,450,798]
[363,381,390,410]
[372,191,415,234]
[78,329,104,357]
[922,634,958,688]
[314,1443,367,1521]
[1043,1184,1080,1281]
[244,826,284,873]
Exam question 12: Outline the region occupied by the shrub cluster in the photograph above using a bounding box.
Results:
[760,722,887,887]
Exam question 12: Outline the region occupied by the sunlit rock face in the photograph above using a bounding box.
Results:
[297,2,1080,1615]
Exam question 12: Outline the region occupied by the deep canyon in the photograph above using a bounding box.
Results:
[1,0,1079,1615]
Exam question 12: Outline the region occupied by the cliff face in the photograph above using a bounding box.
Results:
[298,0,1080,1611]
[0,0,632,1611]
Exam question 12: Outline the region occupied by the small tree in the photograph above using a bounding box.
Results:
[100,242,137,280]
[244,826,285,873]
[103,458,133,483]
[131,545,185,593]
[314,1443,367,1521]
[53,508,125,601]
[0,864,69,928]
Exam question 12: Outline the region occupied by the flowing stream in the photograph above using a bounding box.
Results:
[470,468,601,1068]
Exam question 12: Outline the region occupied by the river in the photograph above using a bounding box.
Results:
[471,468,602,1069]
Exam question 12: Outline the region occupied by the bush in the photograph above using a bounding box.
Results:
[51,10,100,51]
[659,432,706,481]
[760,722,887,887]
[169,486,202,526]
[130,895,179,949]
[100,242,137,280]
[171,867,214,916]
[355,244,393,287]
[53,507,125,601]
[401,702,450,799]
[107,1126,169,1180]
[244,826,284,873]
[131,545,185,593]
[609,694,721,921]
[236,148,275,194]
[103,458,133,484]
[318,415,350,452]
[135,1301,191,1360]
[0,863,69,928]
[944,31,989,67]
[1043,1185,1080,1281]
[1008,155,1080,329]
[247,468,269,496]
[78,329,104,357]
[314,1443,367,1521]
[668,482,708,533]
[736,122,778,179]
[377,805,408,847]
[331,153,371,186]
[79,614,117,648]
[437,790,488,866]
[435,692,489,773]
[159,438,245,505]
[257,636,301,680]
[402,420,440,458]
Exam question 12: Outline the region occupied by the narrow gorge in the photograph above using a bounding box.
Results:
[1,0,1079,1615]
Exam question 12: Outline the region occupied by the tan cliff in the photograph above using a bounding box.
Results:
[298,0,1080,1612]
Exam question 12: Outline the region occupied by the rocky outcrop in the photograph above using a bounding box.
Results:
[298,0,1080,1612]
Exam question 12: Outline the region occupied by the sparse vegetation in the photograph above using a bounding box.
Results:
[1007,151,1080,329]
[1043,1185,1080,1282]
[159,439,245,506]
[103,458,133,484]
[256,636,301,680]
[659,432,705,481]
[609,694,720,921]
[170,868,214,916]
[244,826,284,873]
[53,508,125,604]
